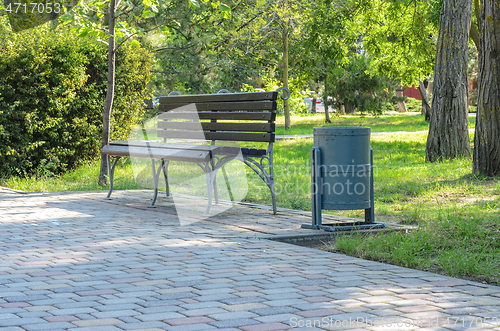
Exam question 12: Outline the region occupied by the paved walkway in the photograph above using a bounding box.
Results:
[1,189,500,331]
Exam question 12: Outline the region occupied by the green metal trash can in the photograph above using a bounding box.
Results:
[303,127,386,231]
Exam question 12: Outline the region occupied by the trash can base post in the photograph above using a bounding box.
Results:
[311,147,322,227]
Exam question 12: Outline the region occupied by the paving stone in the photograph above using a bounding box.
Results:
[114,321,170,330]
[254,313,301,324]
[0,313,20,320]
[222,303,269,312]
[164,316,215,326]
[296,308,343,318]
[43,315,80,322]
[23,322,76,330]
[71,318,123,327]
[0,317,47,327]
[208,318,260,328]
[252,306,300,316]
[220,297,266,305]
[91,309,139,319]
[69,326,123,331]
[395,305,443,313]
[240,322,292,331]
[182,307,227,316]
[165,323,218,331]
[209,311,260,321]
[135,312,185,322]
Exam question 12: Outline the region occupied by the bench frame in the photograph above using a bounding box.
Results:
[103,87,289,215]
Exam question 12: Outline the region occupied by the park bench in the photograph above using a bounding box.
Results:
[102,88,290,215]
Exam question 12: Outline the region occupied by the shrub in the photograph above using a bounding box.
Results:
[0,22,153,177]
[405,97,422,113]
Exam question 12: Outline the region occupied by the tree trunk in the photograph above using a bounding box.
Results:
[344,103,355,114]
[396,86,407,112]
[425,0,472,162]
[98,0,117,186]
[324,73,331,123]
[473,0,500,176]
[282,25,290,130]
[418,80,431,121]
[339,104,345,115]
[311,97,317,113]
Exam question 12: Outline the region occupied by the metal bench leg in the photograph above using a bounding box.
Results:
[222,166,235,202]
[162,160,171,198]
[269,178,277,215]
[242,147,277,215]
[149,159,162,208]
[204,162,213,216]
[106,156,121,200]
[268,150,277,215]
[210,157,219,204]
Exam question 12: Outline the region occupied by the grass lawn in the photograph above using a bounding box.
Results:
[275,112,476,135]
[2,114,499,285]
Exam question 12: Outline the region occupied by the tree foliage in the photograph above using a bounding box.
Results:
[328,54,402,114]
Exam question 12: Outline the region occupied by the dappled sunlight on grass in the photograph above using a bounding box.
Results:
[275,113,475,135]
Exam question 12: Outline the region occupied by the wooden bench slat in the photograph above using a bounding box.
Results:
[158,111,276,121]
[109,141,240,155]
[110,140,215,151]
[102,145,211,162]
[157,130,275,142]
[157,122,274,133]
[159,91,277,103]
[158,101,277,112]
[109,141,264,156]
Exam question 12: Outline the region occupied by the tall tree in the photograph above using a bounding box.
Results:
[219,0,312,129]
[99,0,117,186]
[63,0,162,185]
[473,0,500,176]
[63,0,229,185]
[303,0,349,122]
[425,0,472,162]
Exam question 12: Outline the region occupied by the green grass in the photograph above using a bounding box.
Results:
[2,114,498,285]
[275,113,476,136]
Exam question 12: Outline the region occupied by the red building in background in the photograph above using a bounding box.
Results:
[403,85,423,100]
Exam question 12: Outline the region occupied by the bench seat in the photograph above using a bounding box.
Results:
[107,141,267,157]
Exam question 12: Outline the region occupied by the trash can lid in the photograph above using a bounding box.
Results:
[313,126,370,136]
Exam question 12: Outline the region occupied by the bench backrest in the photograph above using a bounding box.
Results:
[157,91,278,144]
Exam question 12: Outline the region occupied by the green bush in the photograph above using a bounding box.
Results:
[381,99,398,112]
[0,22,153,177]
[405,97,421,112]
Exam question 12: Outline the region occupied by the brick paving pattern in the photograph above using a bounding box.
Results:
[1,189,500,330]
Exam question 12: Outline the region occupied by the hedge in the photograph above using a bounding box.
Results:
[0,22,153,177]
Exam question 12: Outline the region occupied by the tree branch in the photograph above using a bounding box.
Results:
[155,43,197,52]
[236,11,263,32]
[116,6,135,19]
[469,22,479,49]
[114,20,166,52]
